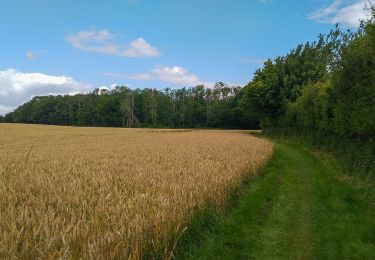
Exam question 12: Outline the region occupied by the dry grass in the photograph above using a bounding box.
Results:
[0,124,273,259]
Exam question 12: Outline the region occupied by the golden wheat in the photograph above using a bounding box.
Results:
[0,123,273,259]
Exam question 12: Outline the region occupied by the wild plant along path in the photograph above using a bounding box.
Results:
[180,141,375,259]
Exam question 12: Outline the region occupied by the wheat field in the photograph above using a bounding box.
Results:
[0,124,273,259]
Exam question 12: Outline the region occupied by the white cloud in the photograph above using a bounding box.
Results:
[0,69,90,115]
[309,0,373,27]
[66,29,161,57]
[104,66,245,87]
[105,66,214,87]
[97,83,120,92]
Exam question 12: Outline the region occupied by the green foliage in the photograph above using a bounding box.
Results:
[331,18,375,137]
[239,23,356,126]
[239,10,375,176]
[5,84,257,129]
[179,140,375,259]
[285,81,333,133]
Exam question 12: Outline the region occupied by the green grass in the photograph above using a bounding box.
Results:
[177,139,375,259]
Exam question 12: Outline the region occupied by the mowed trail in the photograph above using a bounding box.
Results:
[180,140,375,259]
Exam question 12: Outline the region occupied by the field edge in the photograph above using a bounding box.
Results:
[175,136,375,259]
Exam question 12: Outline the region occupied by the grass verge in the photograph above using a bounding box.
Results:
[175,138,375,259]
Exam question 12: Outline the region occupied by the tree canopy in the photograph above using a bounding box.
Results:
[3,84,258,129]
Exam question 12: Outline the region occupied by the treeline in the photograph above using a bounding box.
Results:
[241,9,375,176]
[2,83,258,129]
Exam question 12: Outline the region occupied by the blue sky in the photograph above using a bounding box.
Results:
[0,0,372,114]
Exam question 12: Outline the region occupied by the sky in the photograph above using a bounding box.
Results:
[0,0,373,115]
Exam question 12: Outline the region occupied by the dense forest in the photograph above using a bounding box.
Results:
[2,8,374,176]
[1,83,256,129]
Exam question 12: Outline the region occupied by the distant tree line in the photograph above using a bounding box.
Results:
[240,8,375,176]
[2,83,258,129]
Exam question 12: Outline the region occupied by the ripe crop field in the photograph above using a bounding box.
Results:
[0,124,273,259]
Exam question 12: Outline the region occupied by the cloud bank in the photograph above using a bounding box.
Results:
[67,30,161,57]
[105,66,244,88]
[0,69,90,115]
[105,65,214,87]
[129,66,211,86]
[309,0,373,27]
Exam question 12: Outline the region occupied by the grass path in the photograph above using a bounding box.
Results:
[178,140,375,259]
